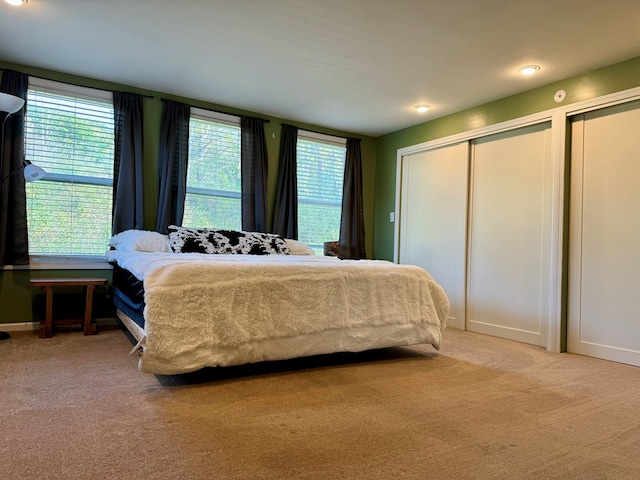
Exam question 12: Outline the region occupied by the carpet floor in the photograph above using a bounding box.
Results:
[1,326,639,479]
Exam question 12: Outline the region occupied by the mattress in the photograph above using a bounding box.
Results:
[107,249,450,374]
[111,263,145,328]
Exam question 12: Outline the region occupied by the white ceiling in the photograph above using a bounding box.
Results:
[1,0,639,137]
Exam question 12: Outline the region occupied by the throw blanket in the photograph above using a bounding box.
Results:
[107,251,450,373]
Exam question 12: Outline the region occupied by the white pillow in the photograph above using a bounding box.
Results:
[108,229,170,252]
[285,239,316,255]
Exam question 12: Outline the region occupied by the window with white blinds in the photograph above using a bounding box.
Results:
[25,78,114,256]
[296,131,347,253]
[183,108,242,230]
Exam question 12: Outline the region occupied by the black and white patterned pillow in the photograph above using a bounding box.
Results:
[167,226,290,255]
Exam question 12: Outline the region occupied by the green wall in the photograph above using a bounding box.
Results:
[3,55,640,326]
[0,60,376,326]
[373,56,640,260]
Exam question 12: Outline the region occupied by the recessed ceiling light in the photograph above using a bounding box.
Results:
[415,105,430,113]
[519,65,540,76]
[4,0,28,5]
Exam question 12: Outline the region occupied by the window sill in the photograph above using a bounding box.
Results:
[2,255,113,271]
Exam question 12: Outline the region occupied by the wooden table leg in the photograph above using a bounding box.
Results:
[84,285,97,335]
[40,286,54,338]
[32,277,107,338]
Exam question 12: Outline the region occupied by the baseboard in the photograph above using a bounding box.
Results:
[0,322,39,332]
[0,317,119,332]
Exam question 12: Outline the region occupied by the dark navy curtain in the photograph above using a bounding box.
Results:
[241,116,269,232]
[0,70,29,265]
[156,100,190,234]
[339,137,366,259]
[112,92,144,234]
[272,124,298,239]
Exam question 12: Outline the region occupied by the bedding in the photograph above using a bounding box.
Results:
[109,228,312,256]
[168,225,290,255]
[107,247,450,375]
[109,229,171,252]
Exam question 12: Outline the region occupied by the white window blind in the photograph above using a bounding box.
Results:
[296,131,347,253]
[184,108,242,230]
[25,78,114,256]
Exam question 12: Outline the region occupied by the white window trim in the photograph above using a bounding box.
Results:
[295,130,347,253]
[23,77,115,264]
[184,109,243,228]
[298,129,347,147]
[190,107,240,126]
[29,77,112,102]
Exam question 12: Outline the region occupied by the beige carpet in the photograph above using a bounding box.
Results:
[1,326,639,480]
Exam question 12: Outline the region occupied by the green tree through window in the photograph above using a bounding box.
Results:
[183,110,241,229]
[297,133,346,254]
[25,80,114,256]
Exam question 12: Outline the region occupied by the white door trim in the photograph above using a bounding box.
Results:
[394,85,640,353]
[394,111,561,351]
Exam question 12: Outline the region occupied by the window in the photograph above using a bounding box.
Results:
[296,131,347,254]
[25,79,114,257]
[183,108,241,230]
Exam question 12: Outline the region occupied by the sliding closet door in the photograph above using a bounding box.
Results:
[467,123,552,346]
[569,101,640,366]
[398,142,468,330]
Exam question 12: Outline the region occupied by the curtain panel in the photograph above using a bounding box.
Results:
[112,92,144,235]
[240,116,269,232]
[272,124,298,239]
[339,137,366,259]
[156,100,190,234]
[0,70,29,265]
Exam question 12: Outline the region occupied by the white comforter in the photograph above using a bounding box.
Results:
[107,250,450,374]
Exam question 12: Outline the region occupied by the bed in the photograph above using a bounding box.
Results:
[107,228,450,375]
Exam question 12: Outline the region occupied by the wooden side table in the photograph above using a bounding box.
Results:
[30,277,108,338]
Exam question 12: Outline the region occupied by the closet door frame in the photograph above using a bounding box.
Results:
[397,142,470,330]
[561,87,640,359]
[466,123,553,347]
[395,111,570,352]
[394,85,640,353]
[568,99,640,365]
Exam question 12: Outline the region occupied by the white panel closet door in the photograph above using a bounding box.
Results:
[467,123,552,346]
[398,142,468,330]
[569,101,640,366]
